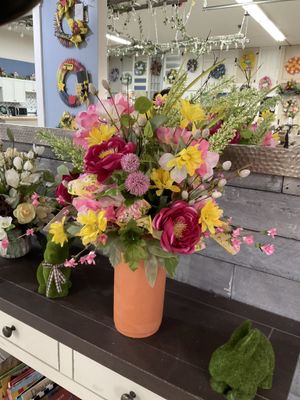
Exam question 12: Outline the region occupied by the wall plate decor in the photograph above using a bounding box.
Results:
[239,52,256,71]
[109,68,120,82]
[150,60,162,76]
[210,63,226,80]
[54,0,89,48]
[57,58,90,107]
[259,76,272,91]
[285,56,300,75]
[120,72,132,85]
[187,59,198,73]
[134,61,146,76]
[166,68,178,84]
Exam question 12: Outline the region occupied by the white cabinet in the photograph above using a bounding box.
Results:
[0,77,36,103]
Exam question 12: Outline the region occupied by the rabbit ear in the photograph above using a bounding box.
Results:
[237,329,260,358]
[228,320,252,346]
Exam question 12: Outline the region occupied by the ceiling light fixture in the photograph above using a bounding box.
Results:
[235,0,286,41]
[106,33,131,45]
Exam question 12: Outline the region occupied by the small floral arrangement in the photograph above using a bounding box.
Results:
[0,130,57,254]
[45,71,276,286]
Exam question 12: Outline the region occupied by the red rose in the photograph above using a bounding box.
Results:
[84,137,136,182]
[56,174,79,206]
[153,200,201,254]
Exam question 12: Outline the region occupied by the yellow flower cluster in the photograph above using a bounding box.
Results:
[77,210,107,246]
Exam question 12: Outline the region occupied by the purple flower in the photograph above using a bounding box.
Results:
[125,172,150,196]
[121,154,140,173]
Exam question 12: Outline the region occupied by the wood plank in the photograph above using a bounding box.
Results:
[228,173,283,193]
[283,177,300,196]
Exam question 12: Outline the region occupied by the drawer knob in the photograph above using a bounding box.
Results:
[121,391,136,400]
[2,325,16,338]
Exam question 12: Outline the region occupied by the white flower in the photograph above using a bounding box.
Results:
[202,128,210,138]
[28,173,41,184]
[212,191,222,199]
[33,144,45,156]
[5,188,19,207]
[5,148,18,158]
[218,178,227,188]
[5,168,20,188]
[0,216,12,229]
[238,169,251,178]
[23,161,33,171]
[0,229,7,241]
[13,156,23,170]
[181,190,189,200]
[222,161,232,171]
[26,150,34,159]
[159,153,187,184]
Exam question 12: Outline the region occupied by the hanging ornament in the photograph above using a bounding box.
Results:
[187,59,198,73]
[120,72,132,85]
[239,52,256,71]
[166,68,178,84]
[151,60,162,76]
[109,68,120,82]
[259,76,272,91]
[210,63,226,80]
[285,56,300,75]
[134,61,146,76]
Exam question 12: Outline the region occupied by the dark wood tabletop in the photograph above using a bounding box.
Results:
[0,250,299,400]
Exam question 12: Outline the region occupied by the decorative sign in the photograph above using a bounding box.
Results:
[285,56,300,75]
[57,58,90,107]
[239,52,256,71]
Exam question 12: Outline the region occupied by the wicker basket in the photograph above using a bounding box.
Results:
[222,144,300,178]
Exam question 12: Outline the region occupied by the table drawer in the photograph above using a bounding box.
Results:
[74,351,165,400]
[0,310,59,369]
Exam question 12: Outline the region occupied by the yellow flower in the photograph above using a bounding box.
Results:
[150,168,180,196]
[199,200,224,235]
[261,110,274,121]
[87,125,117,147]
[167,145,203,177]
[77,210,107,246]
[49,217,68,247]
[180,99,205,132]
[13,203,36,224]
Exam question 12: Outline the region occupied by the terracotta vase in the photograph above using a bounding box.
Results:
[114,261,166,338]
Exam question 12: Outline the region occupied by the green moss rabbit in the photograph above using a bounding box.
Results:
[209,320,275,400]
[37,235,72,298]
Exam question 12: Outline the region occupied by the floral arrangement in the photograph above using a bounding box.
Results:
[0,130,57,255]
[44,69,276,286]
[282,98,299,119]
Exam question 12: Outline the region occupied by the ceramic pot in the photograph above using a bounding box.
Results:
[114,261,166,338]
[0,229,31,259]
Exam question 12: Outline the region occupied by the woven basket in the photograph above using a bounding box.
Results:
[222,145,300,178]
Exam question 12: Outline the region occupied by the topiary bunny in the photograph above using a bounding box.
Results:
[37,235,72,298]
[209,320,275,400]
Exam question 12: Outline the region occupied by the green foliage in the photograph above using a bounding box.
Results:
[38,130,85,172]
[135,96,152,114]
[150,115,167,131]
[6,128,14,143]
[144,121,153,138]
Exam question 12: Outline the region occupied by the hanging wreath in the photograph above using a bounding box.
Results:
[239,52,256,71]
[57,58,90,107]
[210,63,226,80]
[120,72,132,85]
[151,60,162,76]
[285,56,300,75]
[109,68,120,82]
[187,59,198,73]
[259,76,272,91]
[54,0,89,48]
[166,69,178,84]
[58,111,76,129]
[134,61,146,76]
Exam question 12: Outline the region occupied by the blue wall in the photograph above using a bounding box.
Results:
[40,0,99,127]
[0,58,35,77]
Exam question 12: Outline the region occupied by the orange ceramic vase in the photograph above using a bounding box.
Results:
[114,261,166,338]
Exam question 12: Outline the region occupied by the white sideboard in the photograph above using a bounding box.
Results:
[0,77,36,103]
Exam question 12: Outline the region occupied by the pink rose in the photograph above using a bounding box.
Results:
[153,200,201,254]
[84,137,136,182]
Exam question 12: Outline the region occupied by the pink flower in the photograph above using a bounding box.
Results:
[194,140,219,180]
[260,243,274,255]
[242,235,254,245]
[76,104,99,130]
[73,129,90,149]
[232,227,243,237]
[96,94,134,121]
[153,200,201,254]
[1,239,9,250]
[31,193,39,207]
[26,228,34,237]
[156,127,191,146]
[64,258,78,268]
[216,227,224,233]
[230,131,241,144]
[209,120,223,135]
[267,228,277,238]
[231,238,241,252]
[262,132,277,147]
[79,251,96,265]
[125,172,150,196]
[84,137,136,182]
[121,153,140,173]
[116,200,151,224]
[97,234,108,245]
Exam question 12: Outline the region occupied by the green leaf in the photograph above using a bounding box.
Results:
[144,255,158,288]
[240,129,253,139]
[124,243,146,271]
[6,128,14,143]
[43,170,55,183]
[163,256,179,278]
[66,224,81,236]
[150,115,167,131]
[135,96,152,114]
[57,164,70,177]
[148,242,176,258]
[120,114,135,128]
[144,121,153,138]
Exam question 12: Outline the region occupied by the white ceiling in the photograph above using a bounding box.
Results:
[112,0,300,47]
